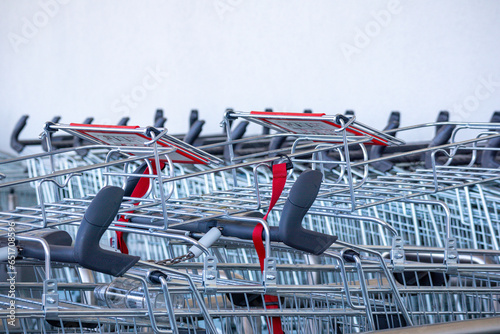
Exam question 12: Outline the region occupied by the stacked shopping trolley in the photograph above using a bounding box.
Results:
[0,110,499,333]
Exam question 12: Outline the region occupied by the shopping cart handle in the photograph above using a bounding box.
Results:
[154,116,167,128]
[18,186,139,276]
[74,117,94,157]
[369,111,400,172]
[230,121,249,140]
[435,110,449,134]
[218,220,281,241]
[169,171,336,254]
[183,120,205,145]
[10,115,41,153]
[424,124,456,169]
[123,162,149,197]
[117,117,130,126]
[174,215,281,242]
[3,229,74,263]
[74,186,140,276]
[481,111,500,168]
[268,136,288,155]
[481,135,500,168]
[189,109,199,128]
[279,169,337,255]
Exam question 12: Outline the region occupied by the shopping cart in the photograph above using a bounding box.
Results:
[1,111,500,333]
[0,178,415,334]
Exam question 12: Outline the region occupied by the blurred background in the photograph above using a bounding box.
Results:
[1,0,500,154]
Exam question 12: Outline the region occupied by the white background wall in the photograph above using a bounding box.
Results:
[1,0,500,155]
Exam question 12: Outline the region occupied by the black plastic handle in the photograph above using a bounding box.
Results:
[344,110,355,116]
[481,137,500,168]
[10,115,69,153]
[154,109,167,127]
[117,117,130,126]
[74,186,139,276]
[10,115,41,153]
[154,116,167,128]
[435,110,449,135]
[189,109,199,128]
[181,219,281,242]
[51,116,61,123]
[17,186,139,276]
[154,109,163,124]
[424,124,456,169]
[268,135,287,151]
[73,117,95,156]
[263,108,272,134]
[14,229,74,263]
[167,170,336,255]
[279,169,337,255]
[341,249,360,263]
[230,121,249,140]
[369,111,400,172]
[40,117,75,152]
[481,111,500,168]
[183,120,205,145]
[123,162,149,197]
[489,111,500,131]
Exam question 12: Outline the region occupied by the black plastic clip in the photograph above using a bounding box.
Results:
[43,121,58,134]
[145,126,161,138]
[335,114,351,125]
[341,248,360,263]
[273,154,293,170]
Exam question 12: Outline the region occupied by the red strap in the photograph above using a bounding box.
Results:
[252,162,287,334]
[115,223,129,254]
[115,162,165,254]
[263,163,288,221]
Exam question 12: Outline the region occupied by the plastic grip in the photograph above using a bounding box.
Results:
[279,169,337,255]
[154,109,164,124]
[148,270,169,285]
[424,124,456,169]
[489,111,500,131]
[22,244,76,264]
[183,120,205,145]
[189,109,199,128]
[154,117,167,128]
[231,121,249,140]
[10,188,137,276]
[117,117,130,126]
[344,110,355,116]
[268,136,288,152]
[220,222,280,241]
[174,220,281,242]
[435,111,449,134]
[369,111,400,172]
[74,186,140,276]
[15,229,75,263]
[10,115,32,153]
[481,136,500,168]
[73,117,94,156]
[481,111,500,168]
[123,162,149,197]
[263,108,273,134]
[341,249,360,263]
[386,111,400,128]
